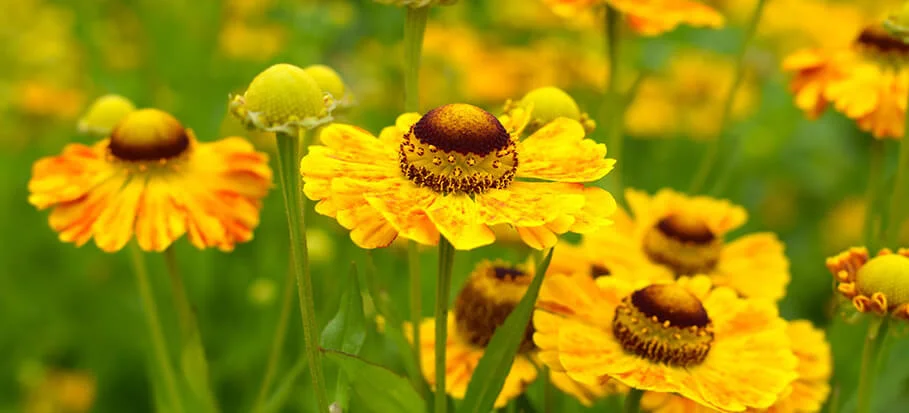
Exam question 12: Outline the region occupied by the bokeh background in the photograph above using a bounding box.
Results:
[4,0,909,411]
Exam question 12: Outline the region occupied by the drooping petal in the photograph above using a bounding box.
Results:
[28,142,112,209]
[714,232,790,301]
[91,176,145,252]
[517,118,614,182]
[425,195,495,250]
[476,182,585,227]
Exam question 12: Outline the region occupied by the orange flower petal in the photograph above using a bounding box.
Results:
[425,195,495,250]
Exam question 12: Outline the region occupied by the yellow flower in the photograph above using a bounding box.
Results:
[534,275,798,411]
[501,86,596,137]
[783,23,909,139]
[301,103,616,250]
[229,63,334,135]
[16,81,85,120]
[585,188,790,300]
[218,21,285,62]
[304,64,355,110]
[77,94,136,136]
[827,247,909,319]
[543,0,724,35]
[548,239,673,285]
[640,319,832,413]
[407,260,538,407]
[28,108,273,253]
[23,368,96,413]
[624,50,758,140]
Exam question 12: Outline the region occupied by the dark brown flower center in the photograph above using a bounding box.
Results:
[612,284,714,367]
[399,104,518,195]
[454,264,535,353]
[108,108,190,161]
[590,264,611,279]
[855,24,909,65]
[643,215,722,275]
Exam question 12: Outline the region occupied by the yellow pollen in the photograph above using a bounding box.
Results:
[400,104,518,194]
[108,108,190,161]
[612,284,713,367]
[856,254,909,308]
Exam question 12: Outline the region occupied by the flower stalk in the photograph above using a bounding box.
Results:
[601,5,625,201]
[624,388,644,413]
[129,243,184,413]
[434,237,456,413]
[857,317,889,413]
[865,140,885,251]
[689,0,768,194]
[275,130,329,413]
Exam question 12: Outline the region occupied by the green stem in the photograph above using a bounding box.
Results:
[275,131,329,413]
[129,243,184,413]
[163,247,194,343]
[857,318,889,413]
[886,122,909,246]
[624,388,644,413]
[434,237,456,413]
[403,6,429,113]
[864,140,885,251]
[601,5,625,202]
[252,264,296,413]
[542,367,553,413]
[688,0,767,194]
[407,242,424,397]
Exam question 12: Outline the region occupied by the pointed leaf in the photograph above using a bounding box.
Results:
[324,350,424,413]
[457,248,554,413]
[321,263,367,355]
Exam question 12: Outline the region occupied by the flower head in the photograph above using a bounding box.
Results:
[783,22,909,139]
[534,275,798,411]
[827,247,909,319]
[304,64,355,110]
[301,103,616,250]
[585,188,790,300]
[229,63,334,135]
[544,0,724,36]
[640,319,832,413]
[501,86,595,136]
[407,260,538,407]
[77,94,136,136]
[29,108,272,252]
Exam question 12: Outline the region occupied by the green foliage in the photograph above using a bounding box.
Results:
[325,350,424,413]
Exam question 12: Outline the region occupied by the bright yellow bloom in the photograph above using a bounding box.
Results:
[534,275,797,412]
[407,260,538,407]
[28,108,272,252]
[77,94,136,136]
[229,63,335,135]
[23,368,96,413]
[783,23,909,139]
[827,247,909,320]
[584,188,790,300]
[301,103,616,250]
[15,81,84,120]
[624,50,758,140]
[543,0,724,36]
[640,319,832,413]
[548,238,673,286]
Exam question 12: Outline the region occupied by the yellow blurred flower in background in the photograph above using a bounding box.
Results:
[624,50,758,140]
[587,188,790,300]
[543,0,724,35]
[22,368,96,413]
[29,108,273,252]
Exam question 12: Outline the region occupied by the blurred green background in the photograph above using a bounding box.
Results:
[4,0,909,411]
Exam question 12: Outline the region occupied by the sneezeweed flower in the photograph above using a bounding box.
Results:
[301,103,616,250]
[28,108,272,252]
[21,368,96,413]
[547,239,672,285]
[303,64,355,110]
[586,188,790,300]
[500,86,596,136]
[534,275,798,412]
[624,51,758,141]
[407,260,538,407]
[229,63,335,135]
[77,94,136,136]
[827,247,909,319]
[783,22,909,139]
[543,0,725,36]
[640,320,832,413]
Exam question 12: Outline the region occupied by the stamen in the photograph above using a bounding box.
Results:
[612,284,713,367]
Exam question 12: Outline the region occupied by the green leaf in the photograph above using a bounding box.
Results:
[457,248,554,413]
[180,331,219,413]
[324,350,424,413]
[321,262,367,355]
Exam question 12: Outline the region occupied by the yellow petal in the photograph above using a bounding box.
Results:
[425,195,494,250]
[517,118,614,182]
